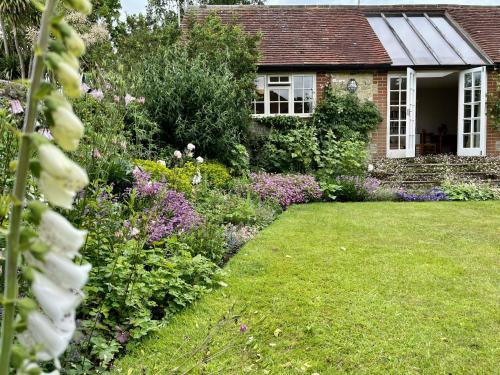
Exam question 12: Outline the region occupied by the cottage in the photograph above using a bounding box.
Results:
[190,4,500,159]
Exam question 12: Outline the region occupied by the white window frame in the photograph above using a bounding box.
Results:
[252,73,316,118]
[387,72,408,158]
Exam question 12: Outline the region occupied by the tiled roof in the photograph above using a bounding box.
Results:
[186,5,500,67]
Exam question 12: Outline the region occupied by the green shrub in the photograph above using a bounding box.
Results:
[229,144,250,177]
[200,162,232,189]
[257,115,306,130]
[313,87,382,141]
[0,108,18,194]
[441,180,499,201]
[179,224,228,264]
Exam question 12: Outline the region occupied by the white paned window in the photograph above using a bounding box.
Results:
[252,73,316,117]
[388,75,407,151]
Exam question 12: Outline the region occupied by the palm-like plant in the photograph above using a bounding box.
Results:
[0,0,38,79]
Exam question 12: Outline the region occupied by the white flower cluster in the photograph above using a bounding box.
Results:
[171,144,205,185]
[11,0,92,373]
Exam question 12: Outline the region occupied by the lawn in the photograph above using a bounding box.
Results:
[114,202,500,374]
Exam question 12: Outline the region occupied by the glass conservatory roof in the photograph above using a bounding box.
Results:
[367,13,489,66]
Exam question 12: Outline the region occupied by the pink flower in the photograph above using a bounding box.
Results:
[90,89,104,101]
[81,83,90,93]
[125,94,135,106]
[9,99,23,114]
[240,324,248,333]
[137,96,145,105]
[114,95,120,103]
[38,128,53,140]
[92,149,102,158]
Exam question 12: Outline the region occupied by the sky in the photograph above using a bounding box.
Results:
[120,0,500,16]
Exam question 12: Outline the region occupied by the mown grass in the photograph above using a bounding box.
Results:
[114,202,500,374]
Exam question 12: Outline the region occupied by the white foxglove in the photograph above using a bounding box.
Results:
[38,144,89,209]
[18,311,75,361]
[17,360,60,375]
[36,252,91,290]
[50,106,84,152]
[56,61,81,98]
[65,31,85,57]
[32,272,81,322]
[39,209,87,259]
[65,0,92,15]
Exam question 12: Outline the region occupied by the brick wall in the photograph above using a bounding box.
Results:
[316,72,330,103]
[486,70,500,156]
[370,71,388,158]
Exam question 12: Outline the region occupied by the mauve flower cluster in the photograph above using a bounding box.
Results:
[132,167,201,242]
[397,188,448,202]
[336,176,381,195]
[250,173,322,208]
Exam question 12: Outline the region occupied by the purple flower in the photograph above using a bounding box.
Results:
[132,168,201,242]
[90,89,104,101]
[397,187,448,202]
[240,324,248,333]
[250,173,322,209]
[9,99,23,114]
[125,94,135,106]
[137,96,145,105]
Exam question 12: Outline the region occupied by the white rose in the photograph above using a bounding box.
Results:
[187,143,195,151]
[173,150,182,159]
[50,106,84,152]
[196,156,204,164]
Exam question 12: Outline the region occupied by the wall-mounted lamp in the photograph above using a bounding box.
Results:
[347,78,358,93]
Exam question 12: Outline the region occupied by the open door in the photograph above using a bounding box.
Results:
[458,67,487,156]
[406,67,416,158]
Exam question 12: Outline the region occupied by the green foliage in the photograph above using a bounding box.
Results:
[441,180,499,201]
[200,162,232,190]
[179,224,227,264]
[0,108,18,194]
[259,126,318,173]
[313,87,382,141]
[229,144,250,177]
[0,56,20,80]
[133,47,252,162]
[256,115,306,131]
[487,71,500,132]
[315,131,368,181]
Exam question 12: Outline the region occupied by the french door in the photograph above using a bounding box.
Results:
[458,67,487,156]
[387,68,416,158]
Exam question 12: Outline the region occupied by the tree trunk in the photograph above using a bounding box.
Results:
[0,16,9,57]
[12,25,25,80]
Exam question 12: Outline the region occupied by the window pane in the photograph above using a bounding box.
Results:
[304,101,313,114]
[255,103,264,114]
[399,136,406,149]
[303,76,313,89]
[464,73,472,88]
[464,89,472,103]
[463,134,471,148]
[390,78,401,90]
[400,78,407,90]
[390,106,399,120]
[390,91,399,105]
[279,76,289,83]
[280,102,289,114]
[400,107,407,120]
[294,76,303,88]
[473,134,480,148]
[400,122,406,135]
[304,89,313,101]
[473,71,481,87]
[270,102,279,114]
[367,17,412,65]
[269,76,279,83]
[474,89,481,102]
[390,121,399,135]
[400,91,407,104]
[294,89,303,101]
[390,136,399,150]
[294,102,303,114]
[464,119,471,133]
[255,76,265,90]
[473,103,480,118]
[270,90,279,101]
[279,89,289,101]
[473,119,480,132]
[464,105,471,118]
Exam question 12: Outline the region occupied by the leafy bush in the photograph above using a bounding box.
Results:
[334,176,381,202]
[132,47,253,162]
[229,144,250,177]
[313,87,382,141]
[0,108,18,194]
[440,180,499,201]
[179,224,228,264]
[200,162,232,189]
[250,173,322,208]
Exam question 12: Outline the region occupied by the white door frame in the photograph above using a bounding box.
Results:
[406,67,416,158]
[457,66,487,156]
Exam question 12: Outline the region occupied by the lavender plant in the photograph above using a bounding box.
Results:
[0,1,91,373]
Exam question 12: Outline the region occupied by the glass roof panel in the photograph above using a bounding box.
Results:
[430,16,485,65]
[366,13,487,66]
[408,16,463,65]
[385,16,438,65]
[367,16,412,66]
